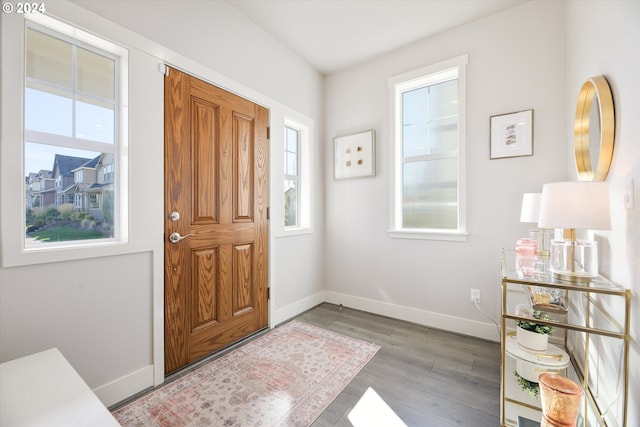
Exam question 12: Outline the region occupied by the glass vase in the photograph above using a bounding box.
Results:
[539,373,581,426]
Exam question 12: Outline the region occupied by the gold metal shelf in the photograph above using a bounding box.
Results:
[500,249,630,427]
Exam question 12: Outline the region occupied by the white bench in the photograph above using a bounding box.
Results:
[0,348,120,427]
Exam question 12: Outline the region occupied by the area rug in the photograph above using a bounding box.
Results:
[113,320,380,427]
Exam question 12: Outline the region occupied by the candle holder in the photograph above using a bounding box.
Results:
[539,373,581,426]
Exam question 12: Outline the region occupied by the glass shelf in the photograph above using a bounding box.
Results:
[500,249,630,427]
[503,355,612,427]
[501,249,627,295]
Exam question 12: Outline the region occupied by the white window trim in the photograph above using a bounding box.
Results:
[280,116,312,236]
[388,54,468,242]
[284,125,301,229]
[0,12,130,267]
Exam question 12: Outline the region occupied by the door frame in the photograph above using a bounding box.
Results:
[163,66,270,374]
[152,62,278,386]
[152,61,316,387]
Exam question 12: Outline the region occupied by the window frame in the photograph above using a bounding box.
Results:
[388,54,468,241]
[0,12,129,267]
[284,125,301,229]
[278,116,312,237]
[23,19,125,250]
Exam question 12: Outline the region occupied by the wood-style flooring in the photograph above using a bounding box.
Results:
[294,303,500,427]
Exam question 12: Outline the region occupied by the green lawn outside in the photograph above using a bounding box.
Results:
[28,225,106,241]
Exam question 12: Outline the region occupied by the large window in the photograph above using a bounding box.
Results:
[389,55,467,240]
[23,19,127,248]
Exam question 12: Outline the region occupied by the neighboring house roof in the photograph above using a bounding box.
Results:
[74,183,92,192]
[52,154,92,177]
[26,170,53,184]
[60,183,78,194]
[85,182,113,193]
[34,187,56,195]
[89,183,110,189]
[72,155,101,172]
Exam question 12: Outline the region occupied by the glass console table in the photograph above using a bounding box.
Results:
[500,249,630,427]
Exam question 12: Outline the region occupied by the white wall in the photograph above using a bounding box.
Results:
[2,0,637,421]
[566,1,640,424]
[68,0,328,322]
[0,0,324,407]
[324,1,567,340]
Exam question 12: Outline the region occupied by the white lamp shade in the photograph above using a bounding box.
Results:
[538,182,611,230]
[520,193,541,223]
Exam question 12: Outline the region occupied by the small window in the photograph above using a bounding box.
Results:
[23,19,126,248]
[89,194,99,209]
[389,55,468,240]
[284,126,300,228]
[282,117,311,234]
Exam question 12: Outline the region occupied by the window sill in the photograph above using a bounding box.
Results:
[1,239,160,268]
[275,227,313,238]
[388,229,469,242]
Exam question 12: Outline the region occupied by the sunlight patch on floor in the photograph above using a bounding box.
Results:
[348,387,407,427]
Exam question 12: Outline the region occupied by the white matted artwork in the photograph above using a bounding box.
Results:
[334,129,375,179]
[490,109,533,159]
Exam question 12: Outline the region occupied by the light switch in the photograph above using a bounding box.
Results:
[624,179,634,209]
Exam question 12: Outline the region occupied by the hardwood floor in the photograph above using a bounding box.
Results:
[294,303,500,427]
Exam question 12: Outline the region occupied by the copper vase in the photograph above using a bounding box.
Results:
[539,373,581,426]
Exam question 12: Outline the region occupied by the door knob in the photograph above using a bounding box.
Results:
[169,232,193,243]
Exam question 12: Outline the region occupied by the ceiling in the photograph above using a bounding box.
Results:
[226,0,527,74]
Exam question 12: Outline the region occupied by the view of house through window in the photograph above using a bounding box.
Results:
[284,126,300,227]
[390,55,467,238]
[24,24,120,246]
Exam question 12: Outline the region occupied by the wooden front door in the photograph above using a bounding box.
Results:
[164,67,269,374]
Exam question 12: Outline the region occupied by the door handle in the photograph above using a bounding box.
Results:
[169,232,193,244]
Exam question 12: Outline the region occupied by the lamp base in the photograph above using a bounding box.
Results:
[551,270,594,283]
[550,240,598,283]
[529,228,554,258]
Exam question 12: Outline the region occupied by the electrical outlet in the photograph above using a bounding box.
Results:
[470,289,480,303]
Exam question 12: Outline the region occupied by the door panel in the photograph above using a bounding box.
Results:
[233,113,254,222]
[164,67,269,374]
[191,247,218,329]
[191,97,219,224]
[233,243,254,316]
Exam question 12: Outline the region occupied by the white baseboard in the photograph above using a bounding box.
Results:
[97,292,326,408]
[271,291,327,326]
[324,291,500,342]
[97,291,497,408]
[93,364,154,408]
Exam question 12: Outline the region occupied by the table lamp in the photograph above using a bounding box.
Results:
[520,193,553,257]
[538,182,610,282]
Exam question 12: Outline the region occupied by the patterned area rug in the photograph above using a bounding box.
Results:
[113,320,380,426]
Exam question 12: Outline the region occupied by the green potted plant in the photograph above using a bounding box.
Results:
[514,370,540,399]
[516,311,554,351]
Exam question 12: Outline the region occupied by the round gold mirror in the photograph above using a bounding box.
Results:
[574,75,615,181]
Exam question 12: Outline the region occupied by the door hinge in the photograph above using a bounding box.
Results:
[267,127,270,139]
[267,287,270,299]
[267,207,270,220]
[160,64,169,76]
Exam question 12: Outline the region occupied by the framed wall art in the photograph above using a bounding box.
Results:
[490,109,533,159]
[334,129,375,179]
